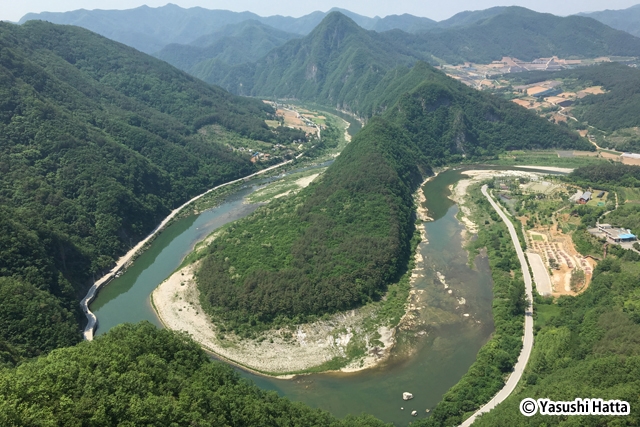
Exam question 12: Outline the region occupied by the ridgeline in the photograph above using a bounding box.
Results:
[0,20,285,361]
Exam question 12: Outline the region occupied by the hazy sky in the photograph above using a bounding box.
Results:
[3,0,640,23]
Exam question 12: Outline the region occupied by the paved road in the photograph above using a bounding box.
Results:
[459,185,534,426]
[81,158,298,340]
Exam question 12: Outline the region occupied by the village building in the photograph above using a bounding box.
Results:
[596,224,638,243]
[577,191,592,204]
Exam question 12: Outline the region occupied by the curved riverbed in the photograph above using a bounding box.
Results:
[90,167,499,425]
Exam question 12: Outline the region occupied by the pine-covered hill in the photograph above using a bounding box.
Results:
[195,62,592,334]
[579,4,640,39]
[203,10,640,118]
[0,20,278,361]
[0,322,388,427]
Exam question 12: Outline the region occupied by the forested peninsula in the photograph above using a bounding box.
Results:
[195,61,590,336]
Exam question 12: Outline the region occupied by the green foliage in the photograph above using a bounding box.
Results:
[197,55,590,333]
[207,10,640,103]
[471,180,640,426]
[0,322,389,427]
[605,205,640,236]
[399,8,640,64]
[0,20,281,357]
[197,118,420,332]
[0,277,79,359]
[156,20,300,72]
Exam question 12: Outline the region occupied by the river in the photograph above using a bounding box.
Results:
[90,166,500,425]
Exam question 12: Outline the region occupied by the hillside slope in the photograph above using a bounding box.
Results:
[154,20,301,72]
[0,20,276,360]
[0,322,387,426]
[204,13,435,116]
[392,6,640,64]
[195,61,590,334]
[503,62,640,135]
[19,4,436,54]
[579,4,640,38]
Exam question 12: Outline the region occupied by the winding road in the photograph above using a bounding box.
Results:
[80,158,300,340]
[459,185,534,426]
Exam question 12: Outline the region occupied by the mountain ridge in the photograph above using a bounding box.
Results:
[0,19,277,360]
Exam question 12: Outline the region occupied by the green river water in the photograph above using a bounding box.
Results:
[90,167,496,426]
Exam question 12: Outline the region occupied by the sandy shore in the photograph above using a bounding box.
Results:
[450,169,550,237]
[516,165,574,174]
[152,173,438,377]
[152,261,396,377]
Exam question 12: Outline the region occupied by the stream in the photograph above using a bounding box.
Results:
[90,166,499,426]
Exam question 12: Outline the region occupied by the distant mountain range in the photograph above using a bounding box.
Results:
[18,4,437,54]
[195,10,640,117]
[578,4,640,39]
[21,4,640,87]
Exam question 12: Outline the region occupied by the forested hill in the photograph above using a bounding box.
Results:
[503,62,640,134]
[0,322,387,426]
[202,12,434,117]
[154,20,301,73]
[202,11,640,116]
[389,6,640,64]
[19,4,436,54]
[578,4,640,38]
[196,62,591,335]
[0,20,277,363]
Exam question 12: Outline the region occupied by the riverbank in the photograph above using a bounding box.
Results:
[81,159,297,341]
[151,175,438,377]
[151,260,397,377]
[449,166,574,240]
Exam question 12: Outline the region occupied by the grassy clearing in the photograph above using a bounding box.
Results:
[246,167,326,203]
[619,187,640,204]
[535,301,561,329]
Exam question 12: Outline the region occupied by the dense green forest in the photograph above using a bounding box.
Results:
[0,322,387,426]
[0,20,286,360]
[570,162,640,188]
[579,4,640,38]
[205,13,432,117]
[196,61,589,334]
[504,63,640,133]
[388,7,640,64]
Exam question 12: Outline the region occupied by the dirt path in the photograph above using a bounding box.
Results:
[459,186,534,426]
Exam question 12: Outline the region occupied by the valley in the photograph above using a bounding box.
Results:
[3,3,640,427]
